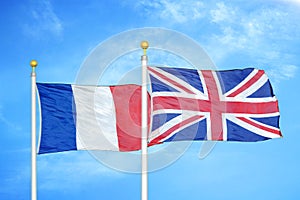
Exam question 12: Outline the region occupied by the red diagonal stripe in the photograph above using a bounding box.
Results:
[227,70,265,97]
[237,117,282,136]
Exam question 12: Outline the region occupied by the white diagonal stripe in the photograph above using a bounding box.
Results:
[235,74,269,98]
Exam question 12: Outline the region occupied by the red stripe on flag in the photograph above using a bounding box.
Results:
[237,117,282,136]
[201,71,224,140]
[227,70,265,97]
[110,85,150,151]
[152,96,279,114]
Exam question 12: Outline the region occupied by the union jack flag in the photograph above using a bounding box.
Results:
[148,66,282,146]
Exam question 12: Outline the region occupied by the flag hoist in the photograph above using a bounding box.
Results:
[141,41,149,200]
[30,60,38,200]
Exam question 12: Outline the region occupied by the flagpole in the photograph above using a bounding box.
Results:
[141,41,149,200]
[30,60,38,200]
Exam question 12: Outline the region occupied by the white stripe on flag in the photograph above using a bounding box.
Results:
[72,85,119,151]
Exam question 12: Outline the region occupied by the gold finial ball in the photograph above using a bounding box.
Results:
[140,41,149,50]
[30,60,38,68]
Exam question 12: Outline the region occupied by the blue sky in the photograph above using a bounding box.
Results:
[1,0,300,199]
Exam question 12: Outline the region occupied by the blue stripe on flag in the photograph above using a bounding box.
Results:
[37,83,77,154]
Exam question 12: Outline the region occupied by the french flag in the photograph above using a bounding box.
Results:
[37,83,149,154]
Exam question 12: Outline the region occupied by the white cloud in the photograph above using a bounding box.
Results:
[128,0,299,88]
[210,2,236,23]
[268,65,298,82]
[279,0,300,5]
[23,0,63,38]
[281,65,298,78]
[136,0,205,23]
[205,2,300,69]
[133,1,299,61]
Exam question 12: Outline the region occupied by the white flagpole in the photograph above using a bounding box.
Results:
[30,60,38,200]
[141,41,149,200]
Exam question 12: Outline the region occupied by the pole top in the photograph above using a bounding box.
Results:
[140,41,149,55]
[30,60,38,68]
